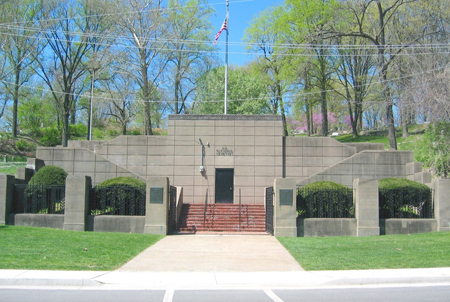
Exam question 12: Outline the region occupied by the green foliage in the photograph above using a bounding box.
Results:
[28,165,68,186]
[379,178,432,219]
[68,123,87,138]
[379,178,430,191]
[98,177,145,188]
[297,181,354,218]
[15,139,35,152]
[36,126,61,147]
[193,65,271,114]
[301,181,349,190]
[415,122,450,178]
[92,177,146,216]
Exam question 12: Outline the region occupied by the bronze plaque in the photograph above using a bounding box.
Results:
[279,189,293,206]
[150,187,164,204]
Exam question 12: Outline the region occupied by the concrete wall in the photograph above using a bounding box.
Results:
[10,214,64,229]
[297,218,357,237]
[285,137,356,182]
[86,216,145,233]
[381,219,437,235]
[297,150,414,188]
[36,147,143,185]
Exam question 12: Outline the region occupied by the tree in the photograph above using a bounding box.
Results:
[244,5,290,135]
[115,0,167,135]
[166,0,214,114]
[335,36,377,137]
[1,0,43,138]
[327,0,443,149]
[193,64,270,114]
[34,0,93,146]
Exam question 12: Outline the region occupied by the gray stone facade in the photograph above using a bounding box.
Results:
[36,115,420,205]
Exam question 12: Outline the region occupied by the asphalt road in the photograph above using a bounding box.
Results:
[2,285,450,302]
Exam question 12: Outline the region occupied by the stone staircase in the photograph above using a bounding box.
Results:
[177,204,267,233]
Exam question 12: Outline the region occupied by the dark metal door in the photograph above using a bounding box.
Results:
[215,168,234,204]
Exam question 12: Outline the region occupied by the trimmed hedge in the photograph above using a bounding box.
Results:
[97,177,145,188]
[297,181,354,218]
[91,177,146,216]
[28,165,68,186]
[379,178,433,219]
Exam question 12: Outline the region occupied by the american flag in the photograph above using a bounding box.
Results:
[213,18,228,45]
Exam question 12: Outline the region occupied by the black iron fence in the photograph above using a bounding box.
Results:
[89,185,146,216]
[265,186,274,235]
[13,184,65,214]
[379,188,434,219]
[297,187,354,218]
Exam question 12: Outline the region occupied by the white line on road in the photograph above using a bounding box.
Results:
[163,289,174,302]
[264,289,285,302]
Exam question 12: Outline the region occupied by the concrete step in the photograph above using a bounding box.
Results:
[178,203,267,233]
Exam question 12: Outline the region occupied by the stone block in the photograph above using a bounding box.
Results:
[53,149,75,161]
[109,136,128,146]
[215,126,234,136]
[195,126,215,136]
[406,162,423,175]
[74,149,97,162]
[235,126,254,136]
[384,219,437,235]
[127,136,148,146]
[234,145,255,156]
[235,156,254,166]
[354,178,379,237]
[64,176,91,231]
[414,172,432,184]
[255,126,275,136]
[323,146,343,157]
[36,148,54,161]
[255,136,274,146]
[255,166,275,177]
[301,218,357,237]
[323,157,343,167]
[235,165,255,176]
[215,136,235,146]
[273,178,297,237]
[255,156,275,166]
[303,147,323,157]
[174,156,195,166]
[235,135,255,146]
[145,177,170,235]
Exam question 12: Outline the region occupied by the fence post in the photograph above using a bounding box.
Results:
[0,174,15,225]
[63,175,91,231]
[273,178,297,237]
[433,179,450,232]
[144,177,169,235]
[354,178,379,236]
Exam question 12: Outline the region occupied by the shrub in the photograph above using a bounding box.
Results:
[91,177,146,216]
[28,165,68,186]
[69,123,87,138]
[379,178,433,219]
[297,181,354,218]
[98,177,145,188]
[37,126,61,147]
[25,165,67,214]
[15,139,36,152]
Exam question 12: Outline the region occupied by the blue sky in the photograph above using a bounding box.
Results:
[208,0,284,66]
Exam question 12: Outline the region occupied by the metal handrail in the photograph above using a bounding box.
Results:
[203,188,208,226]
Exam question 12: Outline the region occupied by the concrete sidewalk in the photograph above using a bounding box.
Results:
[2,268,450,289]
[1,234,450,289]
[118,235,303,272]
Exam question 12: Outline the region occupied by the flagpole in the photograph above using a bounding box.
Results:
[224,0,229,115]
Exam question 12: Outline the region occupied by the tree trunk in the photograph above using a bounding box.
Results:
[12,64,20,138]
[320,89,328,137]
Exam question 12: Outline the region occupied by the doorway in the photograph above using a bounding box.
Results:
[215,168,234,204]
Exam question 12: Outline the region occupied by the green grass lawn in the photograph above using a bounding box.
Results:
[0,225,163,271]
[0,162,26,176]
[278,232,450,271]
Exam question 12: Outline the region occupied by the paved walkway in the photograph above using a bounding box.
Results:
[118,234,303,272]
[1,234,450,289]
